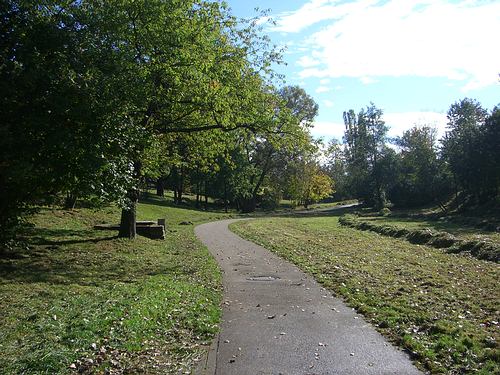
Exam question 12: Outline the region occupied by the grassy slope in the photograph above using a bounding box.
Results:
[231,215,499,374]
[0,194,229,374]
[360,214,500,243]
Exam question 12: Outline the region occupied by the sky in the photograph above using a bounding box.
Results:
[225,0,500,142]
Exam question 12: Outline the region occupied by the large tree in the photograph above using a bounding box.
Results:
[212,85,318,213]
[343,103,389,207]
[441,98,490,201]
[390,126,443,207]
[1,0,296,239]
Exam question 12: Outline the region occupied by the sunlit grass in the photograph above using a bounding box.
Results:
[361,214,500,243]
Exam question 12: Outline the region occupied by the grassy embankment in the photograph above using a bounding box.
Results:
[231,213,499,374]
[359,212,500,244]
[0,193,230,374]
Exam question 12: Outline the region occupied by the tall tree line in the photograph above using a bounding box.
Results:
[325,99,500,209]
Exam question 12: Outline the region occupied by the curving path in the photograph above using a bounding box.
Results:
[195,218,423,375]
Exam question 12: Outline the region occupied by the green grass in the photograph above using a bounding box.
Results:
[360,214,500,243]
[231,215,500,374]
[0,193,230,374]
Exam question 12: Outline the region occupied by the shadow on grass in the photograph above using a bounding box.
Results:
[139,193,229,214]
[0,242,183,286]
[22,227,118,246]
[2,224,182,286]
[364,215,495,236]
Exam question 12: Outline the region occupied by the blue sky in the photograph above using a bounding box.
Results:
[225,0,500,142]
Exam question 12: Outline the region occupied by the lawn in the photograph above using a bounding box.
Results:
[231,214,500,374]
[0,193,229,374]
[360,214,500,243]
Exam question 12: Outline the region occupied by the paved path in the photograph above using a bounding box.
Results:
[195,218,423,375]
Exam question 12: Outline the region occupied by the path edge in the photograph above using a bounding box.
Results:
[193,324,219,375]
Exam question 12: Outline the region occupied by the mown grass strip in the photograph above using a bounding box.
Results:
[231,216,499,374]
[339,215,499,262]
[359,213,500,243]
[0,196,226,374]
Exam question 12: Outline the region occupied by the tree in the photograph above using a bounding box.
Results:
[481,106,500,198]
[0,0,298,239]
[278,86,319,127]
[343,103,389,207]
[0,0,135,240]
[441,98,489,201]
[324,139,349,200]
[215,85,318,213]
[390,126,443,207]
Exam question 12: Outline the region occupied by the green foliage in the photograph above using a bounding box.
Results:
[278,85,319,128]
[258,186,281,210]
[343,103,390,208]
[192,85,319,213]
[389,126,449,207]
[438,98,500,204]
[1,0,311,237]
[324,139,350,200]
[339,99,498,210]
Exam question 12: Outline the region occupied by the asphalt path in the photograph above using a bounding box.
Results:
[195,213,423,375]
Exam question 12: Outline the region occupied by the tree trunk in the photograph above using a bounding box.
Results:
[252,149,274,200]
[119,188,138,239]
[119,161,141,239]
[196,182,200,208]
[64,192,77,210]
[204,180,208,210]
[223,179,228,213]
[156,178,164,196]
[118,199,136,239]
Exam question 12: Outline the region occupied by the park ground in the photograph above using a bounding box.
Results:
[0,194,498,374]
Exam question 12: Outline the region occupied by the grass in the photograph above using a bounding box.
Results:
[0,193,231,374]
[359,214,500,243]
[231,214,500,374]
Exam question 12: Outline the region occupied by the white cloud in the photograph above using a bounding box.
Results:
[296,55,321,68]
[320,78,331,85]
[359,76,378,85]
[384,111,448,139]
[311,120,345,140]
[322,99,334,108]
[312,111,448,141]
[278,0,500,90]
[273,0,378,33]
[316,86,331,93]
